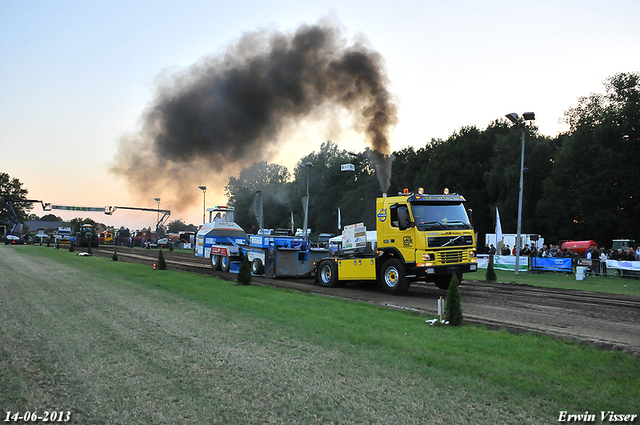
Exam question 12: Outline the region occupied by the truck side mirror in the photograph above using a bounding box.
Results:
[467,208,473,226]
[398,206,411,230]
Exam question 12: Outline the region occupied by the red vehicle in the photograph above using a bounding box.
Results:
[132,230,156,247]
[561,240,598,257]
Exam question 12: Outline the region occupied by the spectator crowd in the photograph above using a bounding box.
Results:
[484,243,640,261]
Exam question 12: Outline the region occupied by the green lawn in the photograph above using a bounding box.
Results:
[1,245,639,424]
[472,267,640,297]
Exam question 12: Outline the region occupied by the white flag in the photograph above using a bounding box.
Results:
[338,207,342,230]
[291,211,294,233]
[495,207,503,244]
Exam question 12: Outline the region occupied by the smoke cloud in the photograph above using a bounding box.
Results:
[111,19,397,211]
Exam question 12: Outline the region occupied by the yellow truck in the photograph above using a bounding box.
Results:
[99,230,114,245]
[315,189,478,294]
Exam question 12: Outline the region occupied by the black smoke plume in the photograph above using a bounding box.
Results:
[111,20,397,210]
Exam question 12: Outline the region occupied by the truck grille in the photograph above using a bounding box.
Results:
[428,235,473,248]
[438,250,464,264]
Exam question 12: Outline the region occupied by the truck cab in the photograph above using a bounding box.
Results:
[54,227,72,244]
[376,189,477,290]
[315,188,477,294]
[612,239,636,251]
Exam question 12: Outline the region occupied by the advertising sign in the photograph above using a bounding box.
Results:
[342,223,366,250]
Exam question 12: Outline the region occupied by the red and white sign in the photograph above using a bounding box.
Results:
[210,246,229,256]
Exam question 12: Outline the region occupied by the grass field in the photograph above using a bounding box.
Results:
[1,245,639,424]
[472,267,640,297]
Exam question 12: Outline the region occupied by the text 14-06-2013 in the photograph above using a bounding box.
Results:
[4,411,71,422]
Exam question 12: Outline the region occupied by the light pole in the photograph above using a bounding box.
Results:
[198,186,207,225]
[505,112,535,275]
[154,198,160,232]
[300,162,313,243]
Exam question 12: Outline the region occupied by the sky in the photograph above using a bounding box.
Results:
[1,0,639,231]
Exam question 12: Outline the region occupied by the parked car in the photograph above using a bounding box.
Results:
[5,235,25,245]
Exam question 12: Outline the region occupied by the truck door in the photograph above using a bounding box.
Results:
[390,203,416,263]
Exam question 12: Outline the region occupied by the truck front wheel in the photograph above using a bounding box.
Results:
[380,258,410,295]
[317,260,338,287]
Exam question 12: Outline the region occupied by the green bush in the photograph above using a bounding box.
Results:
[112,250,119,261]
[237,255,252,286]
[486,259,497,281]
[445,273,463,326]
[157,250,167,270]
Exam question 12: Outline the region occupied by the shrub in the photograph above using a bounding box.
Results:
[157,250,167,270]
[445,273,463,326]
[112,250,119,261]
[486,259,497,281]
[237,255,252,286]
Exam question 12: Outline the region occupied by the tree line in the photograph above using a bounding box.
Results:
[3,72,638,248]
[225,72,640,248]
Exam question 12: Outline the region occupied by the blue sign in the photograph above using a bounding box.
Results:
[531,257,573,273]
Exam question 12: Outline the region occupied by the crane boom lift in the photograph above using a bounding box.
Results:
[2,198,52,235]
[105,206,171,234]
[3,198,171,237]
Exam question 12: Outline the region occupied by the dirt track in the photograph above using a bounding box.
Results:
[93,246,640,356]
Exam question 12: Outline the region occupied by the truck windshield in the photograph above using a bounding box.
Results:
[411,202,471,230]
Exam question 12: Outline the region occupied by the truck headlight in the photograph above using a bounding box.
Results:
[468,250,476,258]
[422,253,435,261]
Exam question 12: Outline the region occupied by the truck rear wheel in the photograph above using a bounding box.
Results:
[221,256,231,272]
[211,254,221,270]
[251,258,264,274]
[317,260,338,287]
[380,258,410,295]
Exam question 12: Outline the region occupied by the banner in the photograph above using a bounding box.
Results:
[477,255,573,273]
[531,257,573,273]
[492,255,528,272]
[606,260,640,272]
